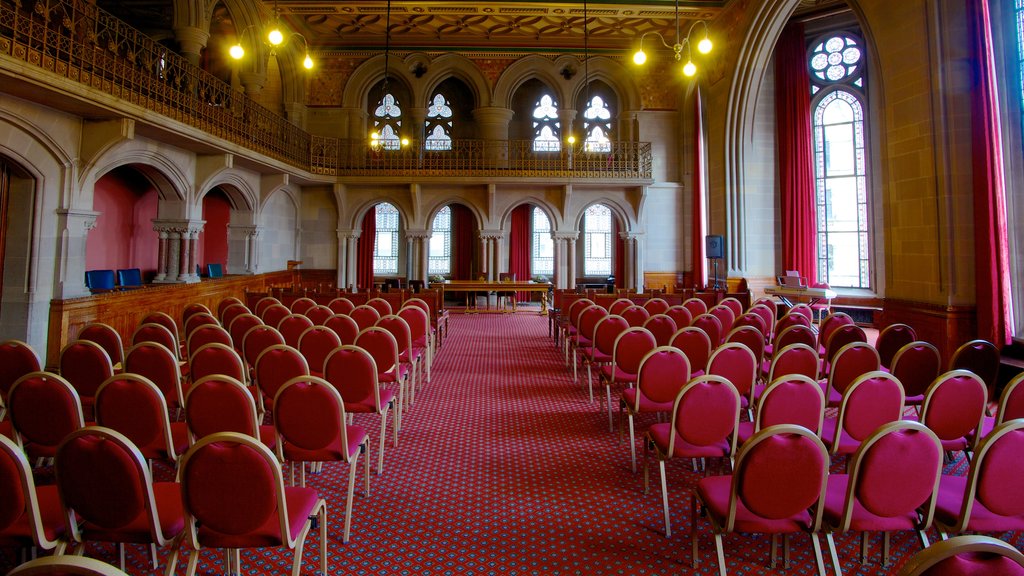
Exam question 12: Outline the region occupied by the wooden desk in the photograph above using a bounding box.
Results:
[764,286,837,309]
[441,281,552,313]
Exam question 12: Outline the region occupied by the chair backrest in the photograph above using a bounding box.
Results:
[726,325,765,366]
[708,304,736,333]
[6,555,142,576]
[404,297,432,318]
[619,305,650,328]
[324,314,361,346]
[94,374,177,462]
[140,312,180,347]
[875,323,918,369]
[355,327,401,376]
[746,303,775,341]
[733,312,767,341]
[116,268,142,288]
[398,305,430,346]
[220,303,251,332]
[949,339,1001,406]
[289,297,317,315]
[254,345,310,412]
[241,325,286,368]
[919,370,987,445]
[297,326,342,374]
[753,297,778,319]
[324,345,384,413]
[707,342,758,402]
[577,305,609,347]
[755,375,825,435]
[0,435,62,550]
[949,419,1024,533]
[185,375,262,443]
[891,341,943,398]
[274,376,353,462]
[682,297,708,318]
[190,343,246,384]
[719,297,744,318]
[254,296,282,318]
[228,313,264,353]
[85,269,116,292]
[277,313,315,348]
[788,303,814,324]
[610,328,658,378]
[182,303,213,328]
[767,343,820,382]
[668,375,740,458]
[692,313,724,347]
[824,324,868,366]
[186,324,233,360]
[896,535,1024,576]
[774,310,812,335]
[609,298,633,315]
[818,311,855,351]
[631,346,690,409]
[124,341,184,410]
[55,426,172,545]
[216,297,245,320]
[260,303,292,329]
[366,297,393,317]
[0,340,41,404]
[564,298,593,327]
[376,315,414,357]
[728,425,828,531]
[305,304,334,326]
[643,298,670,315]
[8,372,84,458]
[207,263,224,278]
[131,323,179,357]
[670,327,713,374]
[59,340,114,402]
[350,305,382,331]
[995,372,1024,426]
[184,312,220,339]
[773,324,818,353]
[664,305,693,329]
[328,297,356,315]
[77,323,124,368]
[831,371,906,453]
[592,315,629,357]
[642,314,678,347]
[826,342,881,399]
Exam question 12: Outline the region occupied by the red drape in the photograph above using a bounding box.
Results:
[775,21,818,286]
[357,208,375,291]
[969,0,1014,345]
[509,204,532,301]
[614,217,624,290]
[692,90,707,289]
[451,204,475,280]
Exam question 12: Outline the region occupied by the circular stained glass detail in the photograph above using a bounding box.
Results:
[810,34,862,83]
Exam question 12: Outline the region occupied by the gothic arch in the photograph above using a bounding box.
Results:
[86,148,190,207]
[197,171,257,214]
[498,198,560,232]
[418,54,492,108]
[342,54,416,109]
[566,56,642,113]
[572,198,632,232]
[493,55,577,109]
[425,199,484,232]
[349,197,412,232]
[259,184,300,215]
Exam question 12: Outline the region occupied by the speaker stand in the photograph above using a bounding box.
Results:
[709,257,721,290]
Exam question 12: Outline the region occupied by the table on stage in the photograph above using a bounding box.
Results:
[764,285,837,310]
[440,280,552,314]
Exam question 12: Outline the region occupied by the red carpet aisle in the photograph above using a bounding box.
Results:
[6,313,1021,575]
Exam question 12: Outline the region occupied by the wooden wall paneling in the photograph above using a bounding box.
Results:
[880,299,977,366]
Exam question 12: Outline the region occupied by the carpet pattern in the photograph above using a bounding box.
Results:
[4,312,1021,575]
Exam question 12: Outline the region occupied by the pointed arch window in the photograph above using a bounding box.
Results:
[532,93,561,152]
[582,95,612,153]
[583,204,612,276]
[373,93,403,151]
[374,202,400,275]
[425,93,453,151]
[532,207,554,276]
[428,206,452,275]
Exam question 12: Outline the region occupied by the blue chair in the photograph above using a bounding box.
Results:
[207,263,223,278]
[116,268,143,289]
[84,270,115,293]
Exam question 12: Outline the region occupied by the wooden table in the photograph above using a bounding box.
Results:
[440,281,552,313]
[764,285,837,309]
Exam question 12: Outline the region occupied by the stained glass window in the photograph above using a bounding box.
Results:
[428,206,452,275]
[532,207,554,276]
[373,93,402,151]
[582,95,612,153]
[425,93,453,151]
[374,202,400,275]
[532,94,561,152]
[583,204,612,276]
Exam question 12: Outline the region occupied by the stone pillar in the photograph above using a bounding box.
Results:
[552,232,577,290]
[336,231,351,289]
[404,231,432,284]
[247,227,261,274]
[480,231,504,281]
[407,107,427,143]
[173,26,210,67]
[567,236,577,290]
[56,209,99,298]
[238,71,266,97]
[154,229,169,282]
[557,109,578,143]
[227,225,258,275]
[348,232,361,291]
[472,107,515,167]
[619,231,644,291]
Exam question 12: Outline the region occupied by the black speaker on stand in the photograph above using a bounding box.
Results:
[705,235,724,290]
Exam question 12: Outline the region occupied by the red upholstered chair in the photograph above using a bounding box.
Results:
[94,374,188,467]
[305,304,334,326]
[179,432,327,576]
[366,297,393,317]
[975,371,1024,440]
[227,313,263,355]
[328,297,356,315]
[645,375,741,538]
[708,304,736,334]
[324,346,397,474]
[609,298,633,315]
[738,375,825,445]
[561,298,594,364]
[789,303,815,325]
[822,421,943,572]
[253,345,309,417]
[8,372,84,460]
[600,327,657,432]
[253,296,282,318]
[708,342,759,419]
[726,325,766,372]
[753,296,778,320]
[670,326,713,377]
[54,427,184,575]
[896,535,1024,576]
[719,297,744,319]
[260,303,292,331]
[643,314,678,347]
[182,303,213,327]
[78,323,124,371]
[184,375,275,450]
[768,324,818,360]
[571,304,608,385]
[643,297,670,315]
[189,343,247,386]
[821,342,881,406]
[241,324,285,372]
[289,297,317,316]
[274,376,368,543]
[581,315,629,404]
[933,419,1024,538]
[691,425,830,575]
[350,305,382,332]
[325,313,360,346]
[948,339,1001,413]
[891,341,942,405]
[619,304,650,328]
[355,327,410,433]
[297,325,342,377]
[0,434,67,555]
[183,312,219,340]
[140,311,182,351]
[915,370,987,457]
[620,346,690,473]
[822,324,867,376]
[276,314,314,348]
[817,312,855,356]
[6,556,134,576]
[876,323,918,370]
[822,371,905,457]
[665,305,693,330]
[774,310,813,342]
[763,343,820,395]
[733,312,768,343]
[398,305,433,383]
[692,313,724,348]
[0,340,41,420]
[124,342,185,417]
[747,303,776,343]
[682,297,708,319]
[216,297,245,322]
[59,340,114,417]
[185,324,232,362]
[131,323,181,364]
[219,304,251,337]
[376,315,423,407]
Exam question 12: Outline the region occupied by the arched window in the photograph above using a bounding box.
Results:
[583,204,612,276]
[810,33,871,289]
[582,94,612,153]
[425,93,453,151]
[532,93,561,152]
[428,206,452,275]
[532,207,554,276]
[374,202,400,275]
[373,93,403,151]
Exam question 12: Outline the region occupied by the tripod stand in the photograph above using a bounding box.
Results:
[708,257,721,290]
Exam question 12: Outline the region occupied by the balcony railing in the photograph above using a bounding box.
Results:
[0,0,652,180]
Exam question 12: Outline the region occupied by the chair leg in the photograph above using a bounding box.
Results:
[690,494,701,568]
[586,362,594,403]
[119,543,125,571]
[810,533,827,576]
[881,531,891,567]
[378,408,389,474]
[291,526,309,576]
[151,543,159,570]
[713,533,727,576]
[343,455,359,543]
[825,532,842,576]
[783,533,790,568]
[185,547,200,576]
[363,441,371,496]
[163,535,183,576]
[319,502,328,574]
[628,413,637,474]
[859,531,869,565]
[659,460,671,538]
[769,534,778,569]
[917,529,931,550]
[605,384,614,432]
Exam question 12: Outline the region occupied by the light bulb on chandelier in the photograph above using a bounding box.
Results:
[631,6,715,79]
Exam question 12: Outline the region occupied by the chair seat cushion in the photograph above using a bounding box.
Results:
[647,423,729,459]
[344,388,397,414]
[81,481,184,544]
[934,475,1024,532]
[0,485,65,546]
[621,389,672,414]
[282,425,368,462]
[198,487,321,547]
[697,476,812,533]
[823,475,920,532]
[600,365,639,385]
[821,418,862,455]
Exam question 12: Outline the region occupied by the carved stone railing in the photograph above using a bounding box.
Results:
[0,0,652,180]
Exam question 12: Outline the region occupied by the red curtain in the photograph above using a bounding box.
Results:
[357,208,375,291]
[775,21,818,286]
[451,204,475,280]
[969,0,1014,345]
[509,204,532,301]
[692,90,707,289]
[614,217,625,289]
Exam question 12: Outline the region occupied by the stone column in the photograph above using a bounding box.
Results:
[238,72,266,97]
[480,231,505,281]
[407,107,427,143]
[472,107,515,167]
[567,236,577,290]
[619,231,644,291]
[404,231,432,284]
[557,109,578,143]
[552,232,577,290]
[154,229,169,282]
[173,26,210,67]
[56,209,99,298]
[336,230,351,289]
[348,232,361,291]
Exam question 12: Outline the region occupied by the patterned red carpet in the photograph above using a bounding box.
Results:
[6,312,1021,575]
